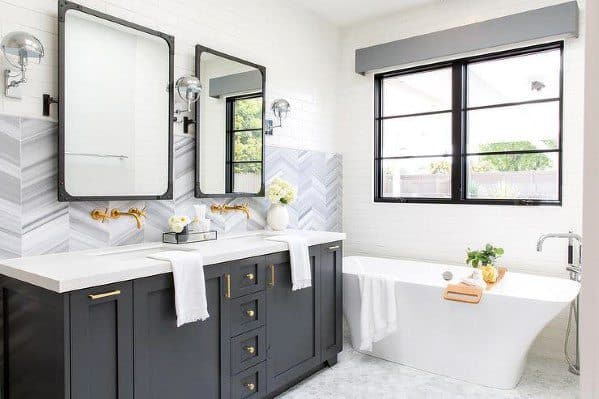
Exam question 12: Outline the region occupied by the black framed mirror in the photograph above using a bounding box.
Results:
[58,0,174,202]
[194,45,266,198]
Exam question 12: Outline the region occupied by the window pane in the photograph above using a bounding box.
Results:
[233,130,262,161]
[234,96,263,130]
[233,162,262,193]
[467,49,561,107]
[381,113,452,157]
[382,68,452,116]
[467,153,558,200]
[467,101,560,153]
[381,158,451,199]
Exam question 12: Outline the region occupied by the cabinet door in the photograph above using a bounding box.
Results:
[265,248,321,394]
[133,264,231,399]
[320,242,343,362]
[70,281,134,399]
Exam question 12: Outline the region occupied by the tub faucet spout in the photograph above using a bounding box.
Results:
[536,232,582,253]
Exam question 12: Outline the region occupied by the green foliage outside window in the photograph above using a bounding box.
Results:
[233,96,262,174]
[429,141,555,174]
[475,141,555,172]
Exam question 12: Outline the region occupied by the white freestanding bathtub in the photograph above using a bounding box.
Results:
[343,256,580,389]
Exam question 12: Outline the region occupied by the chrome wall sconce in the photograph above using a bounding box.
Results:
[174,75,202,133]
[265,98,290,135]
[1,31,45,99]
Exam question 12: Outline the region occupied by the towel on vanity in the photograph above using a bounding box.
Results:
[265,235,312,290]
[357,272,397,352]
[147,251,209,327]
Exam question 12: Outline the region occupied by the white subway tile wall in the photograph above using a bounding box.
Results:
[0,0,340,153]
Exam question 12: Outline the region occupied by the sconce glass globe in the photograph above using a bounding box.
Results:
[176,76,202,103]
[271,98,290,120]
[1,31,44,69]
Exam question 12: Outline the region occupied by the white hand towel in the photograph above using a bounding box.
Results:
[147,251,209,327]
[357,273,397,351]
[265,235,312,290]
[461,272,486,290]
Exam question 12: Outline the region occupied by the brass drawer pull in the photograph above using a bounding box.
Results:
[244,346,256,355]
[244,382,256,391]
[88,290,121,300]
[328,245,340,251]
[246,309,255,318]
[245,272,255,281]
[268,264,275,287]
[225,274,231,299]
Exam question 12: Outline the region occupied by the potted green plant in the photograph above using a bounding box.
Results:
[466,244,504,268]
[466,244,504,283]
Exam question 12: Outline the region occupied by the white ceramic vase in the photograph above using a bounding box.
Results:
[267,203,289,231]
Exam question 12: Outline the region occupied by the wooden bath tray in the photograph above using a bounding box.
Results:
[485,267,507,291]
[443,284,482,304]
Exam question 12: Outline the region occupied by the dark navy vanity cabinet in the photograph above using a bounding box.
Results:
[0,242,342,399]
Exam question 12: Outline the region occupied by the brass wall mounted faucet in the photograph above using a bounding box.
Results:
[210,203,251,219]
[90,207,147,229]
[110,207,147,229]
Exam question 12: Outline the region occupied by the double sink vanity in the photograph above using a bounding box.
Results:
[0,2,346,398]
[0,231,345,399]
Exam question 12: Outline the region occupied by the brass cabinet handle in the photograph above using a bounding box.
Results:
[225,274,231,299]
[328,245,340,251]
[244,346,256,355]
[268,264,275,287]
[88,290,121,300]
[244,382,256,391]
[246,309,255,318]
[245,272,255,281]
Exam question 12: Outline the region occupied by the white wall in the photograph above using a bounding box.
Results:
[0,0,340,153]
[581,0,599,396]
[338,0,585,359]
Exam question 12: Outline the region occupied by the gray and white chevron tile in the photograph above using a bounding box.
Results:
[0,115,342,259]
[0,115,22,258]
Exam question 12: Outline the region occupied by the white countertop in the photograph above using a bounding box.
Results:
[0,230,345,293]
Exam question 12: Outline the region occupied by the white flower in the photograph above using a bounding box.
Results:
[168,215,190,233]
[266,177,297,205]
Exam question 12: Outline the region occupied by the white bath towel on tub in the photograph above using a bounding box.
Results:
[147,251,209,327]
[358,271,397,351]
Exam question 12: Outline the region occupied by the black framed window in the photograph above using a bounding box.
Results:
[225,93,263,193]
[374,42,563,205]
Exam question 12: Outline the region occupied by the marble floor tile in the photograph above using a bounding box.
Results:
[278,341,578,399]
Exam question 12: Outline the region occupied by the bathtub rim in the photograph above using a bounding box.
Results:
[343,255,580,304]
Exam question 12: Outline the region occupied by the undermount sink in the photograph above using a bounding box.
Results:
[219,231,284,240]
[91,245,193,260]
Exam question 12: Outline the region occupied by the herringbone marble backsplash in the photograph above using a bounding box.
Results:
[0,115,342,259]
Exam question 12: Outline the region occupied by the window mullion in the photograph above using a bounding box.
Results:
[451,62,465,202]
[374,76,382,201]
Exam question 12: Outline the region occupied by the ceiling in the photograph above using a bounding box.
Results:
[290,0,438,26]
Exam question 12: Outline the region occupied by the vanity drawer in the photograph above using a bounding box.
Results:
[231,362,266,399]
[229,256,266,298]
[230,291,265,336]
[231,326,266,375]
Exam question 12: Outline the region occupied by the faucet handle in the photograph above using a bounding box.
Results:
[129,207,147,219]
[91,208,110,223]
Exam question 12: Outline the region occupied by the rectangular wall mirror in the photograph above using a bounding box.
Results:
[58,1,174,201]
[195,45,266,198]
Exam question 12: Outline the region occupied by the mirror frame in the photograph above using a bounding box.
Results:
[194,45,266,198]
[57,0,174,202]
